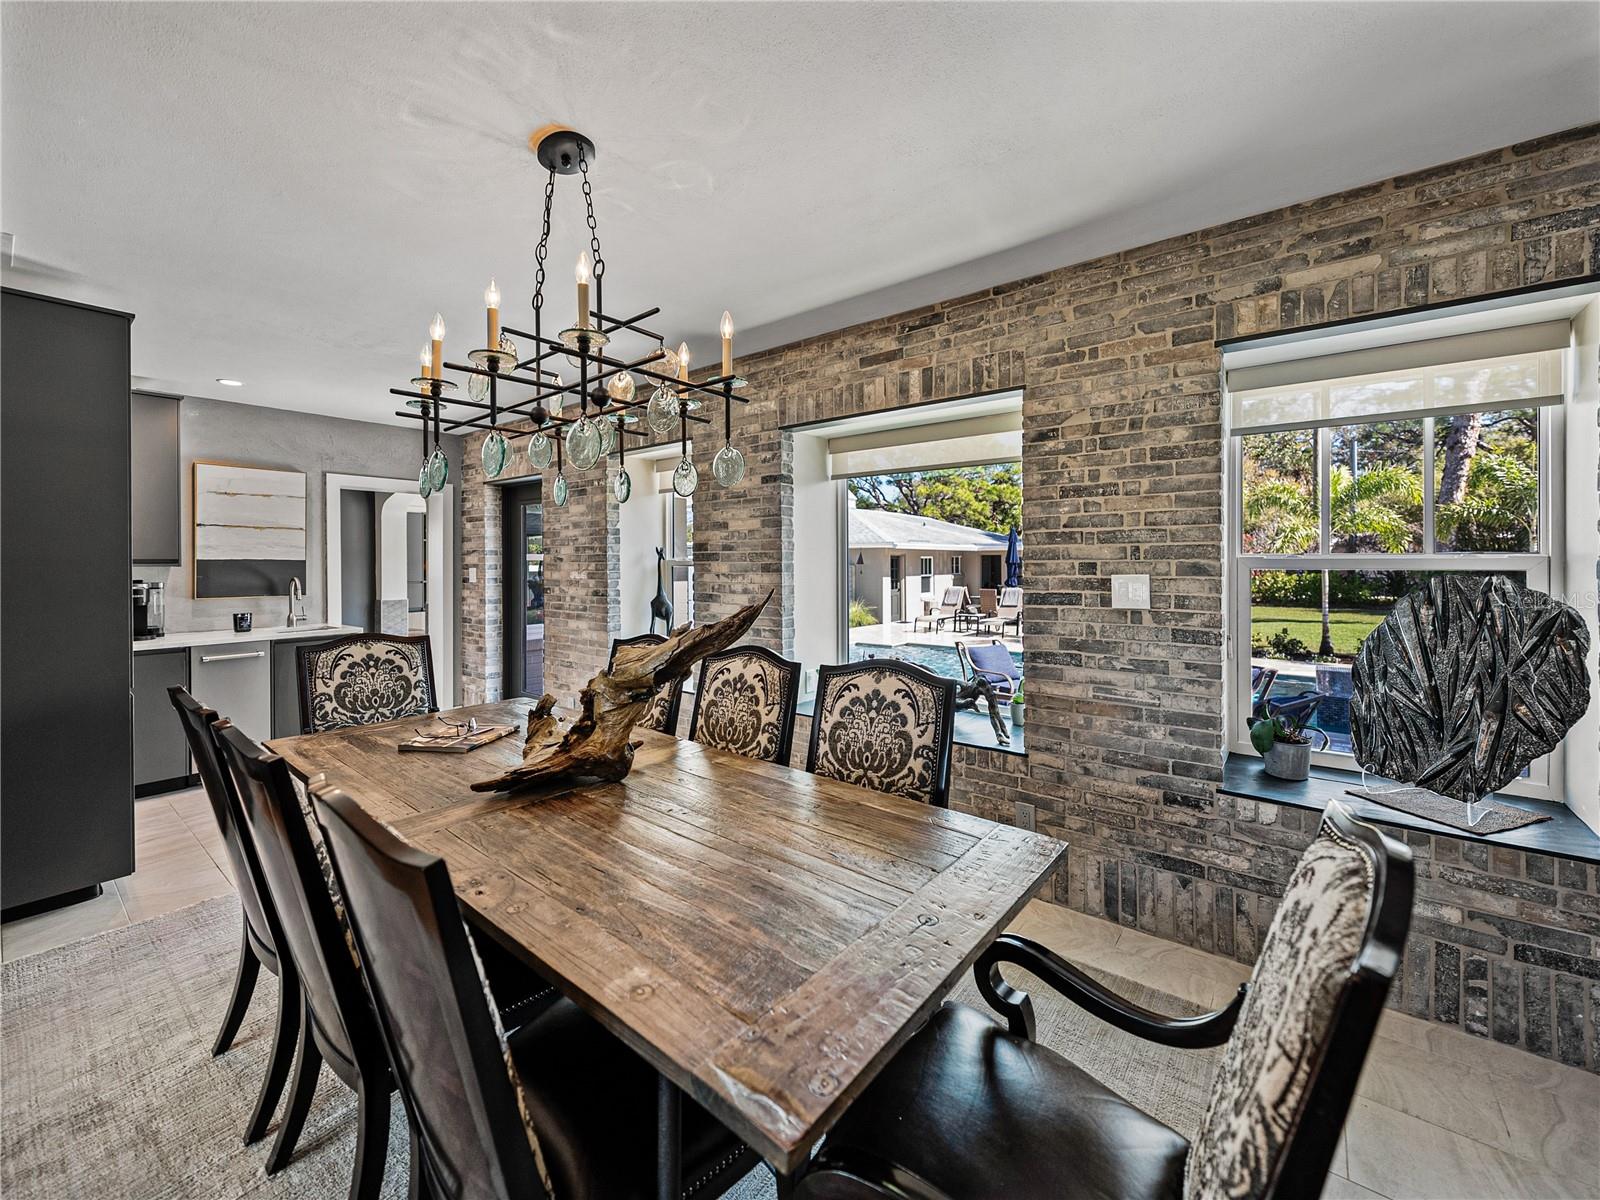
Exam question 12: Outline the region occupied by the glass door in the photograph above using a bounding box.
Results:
[501,481,545,698]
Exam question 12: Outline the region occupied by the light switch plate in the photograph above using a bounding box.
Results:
[468,566,478,584]
[1111,573,1151,610]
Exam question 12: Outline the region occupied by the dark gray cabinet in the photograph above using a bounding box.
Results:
[271,632,342,737]
[190,641,272,742]
[133,650,191,792]
[131,389,181,563]
[2,288,135,912]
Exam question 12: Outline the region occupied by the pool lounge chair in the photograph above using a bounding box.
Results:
[980,587,1022,637]
[918,587,970,633]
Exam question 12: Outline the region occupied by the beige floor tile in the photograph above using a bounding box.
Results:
[1356,1036,1513,1149]
[116,840,232,924]
[0,883,129,962]
[1344,1098,1600,1200]
[1322,1173,1389,1200]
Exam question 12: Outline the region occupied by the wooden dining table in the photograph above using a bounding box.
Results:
[268,697,1066,1193]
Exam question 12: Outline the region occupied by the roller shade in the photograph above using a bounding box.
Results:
[827,412,1022,478]
[1225,321,1569,435]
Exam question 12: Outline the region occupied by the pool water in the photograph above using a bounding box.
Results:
[851,641,1024,682]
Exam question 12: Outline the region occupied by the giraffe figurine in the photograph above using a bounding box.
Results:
[649,546,674,634]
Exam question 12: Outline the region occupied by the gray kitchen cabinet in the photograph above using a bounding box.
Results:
[190,641,271,742]
[131,389,181,564]
[134,650,191,794]
[270,632,341,737]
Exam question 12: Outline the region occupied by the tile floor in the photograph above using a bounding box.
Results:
[4,791,1598,1199]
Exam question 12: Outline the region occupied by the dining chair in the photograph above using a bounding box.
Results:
[688,644,802,764]
[168,687,298,1146]
[297,632,438,734]
[309,779,761,1200]
[215,721,394,1196]
[807,660,956,807]
[608,633,685,735]
[792,802,1414,1200]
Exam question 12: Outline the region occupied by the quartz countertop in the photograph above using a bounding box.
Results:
[133,623,362,653]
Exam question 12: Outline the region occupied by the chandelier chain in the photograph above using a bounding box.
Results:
[532,168,556,313]
[578,146,605,281]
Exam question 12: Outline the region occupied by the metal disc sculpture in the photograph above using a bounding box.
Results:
[1350,575,1590,805]
[474,591,770,793]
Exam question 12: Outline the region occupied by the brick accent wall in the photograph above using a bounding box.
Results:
[459,125,1600,1069]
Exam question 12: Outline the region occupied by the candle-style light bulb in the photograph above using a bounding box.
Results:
[575,251,592,330]
[720,310,734,378]
[484,279,501,348]
[420,344,432,380]
[429,312,445,378]
[677,340,691,382]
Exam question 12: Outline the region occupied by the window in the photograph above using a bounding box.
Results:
[919,555,934,578]
[950,555,962,577]
[1227,334,1565,799]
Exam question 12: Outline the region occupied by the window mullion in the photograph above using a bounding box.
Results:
[1317,425,1332,553]
[1422,416,1436,553]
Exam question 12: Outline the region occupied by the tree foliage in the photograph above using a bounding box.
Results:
[848,464,1021,533]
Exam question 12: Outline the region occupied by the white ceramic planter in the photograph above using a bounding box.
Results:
[1263,739,1312,781]
[1011,701,1025,727]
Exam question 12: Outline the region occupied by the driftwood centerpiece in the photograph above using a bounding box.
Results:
[472,591,771,793]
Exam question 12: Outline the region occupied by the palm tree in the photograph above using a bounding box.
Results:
[1245,463,1421,656]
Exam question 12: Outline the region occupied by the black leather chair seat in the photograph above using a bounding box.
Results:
[508,997,753,1200]
[803,1003,1190,1200]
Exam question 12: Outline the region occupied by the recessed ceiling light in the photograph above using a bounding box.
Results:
[215,378,244,387]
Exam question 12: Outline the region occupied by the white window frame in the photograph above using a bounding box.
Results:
[659,474,693,629]
[1226,386,1567,802]
[950,555,962,577]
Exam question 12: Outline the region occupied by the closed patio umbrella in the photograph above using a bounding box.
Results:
[1004,527,1022,588]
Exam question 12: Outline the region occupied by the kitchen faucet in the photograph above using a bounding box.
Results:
[287,576,308,627]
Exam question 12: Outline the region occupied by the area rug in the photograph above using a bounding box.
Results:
[2,895,1219,1199]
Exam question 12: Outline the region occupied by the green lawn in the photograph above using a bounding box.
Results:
[1251,606,1386,658]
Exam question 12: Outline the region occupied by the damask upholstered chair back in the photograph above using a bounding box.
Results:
[1185,804,1412,1199]
[296,633,437,734]
[806,660,956,807]
[609,633,685,735]
[689,645,802,764]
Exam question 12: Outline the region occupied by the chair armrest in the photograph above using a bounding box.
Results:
[974,933,1248,1048]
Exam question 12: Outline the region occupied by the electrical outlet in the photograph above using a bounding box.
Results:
[1111,573,1151,610]
[467,566,478,584]
[1014,801,1036,831]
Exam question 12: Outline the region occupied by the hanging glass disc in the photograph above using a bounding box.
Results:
[417,459,434,498]
[672,456,698,497]
[468,369,490,405]
[526,433,554,469]
[711,443,746,487]
[647,384,678,434]
[426,449,449,492]
[613,467,632,503]
[481,432,509,478]
[598,417,618,457]
[655,343,680,377]
[553,472,569,507]
[566,416,602,470]
[605,370,636,405]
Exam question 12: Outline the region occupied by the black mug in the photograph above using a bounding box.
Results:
[232,613,253,633]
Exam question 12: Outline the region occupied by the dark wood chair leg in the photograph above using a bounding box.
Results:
[349,1078,390,1200]
[405,1116,426,1200]
[212,919,261,1056]
[243,970,300,1145]
[266,995,322,1175]
[773,1166,796,1199]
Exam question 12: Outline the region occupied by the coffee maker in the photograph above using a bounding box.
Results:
[132,579,165,640]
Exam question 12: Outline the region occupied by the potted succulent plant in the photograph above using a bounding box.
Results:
[1010,683,1025,727]
[1249,705,1327,781]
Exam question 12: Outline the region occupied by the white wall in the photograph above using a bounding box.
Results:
[618,453,679,639]
[378,493,425,635]
[1566,297,1600,834]
[790,436,839,675]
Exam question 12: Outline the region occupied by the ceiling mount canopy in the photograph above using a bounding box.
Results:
[391,128,751,506]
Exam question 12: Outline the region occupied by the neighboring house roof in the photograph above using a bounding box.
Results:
[849,507,1011,553]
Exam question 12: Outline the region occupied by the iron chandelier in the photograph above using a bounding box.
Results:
[393,125,749,507]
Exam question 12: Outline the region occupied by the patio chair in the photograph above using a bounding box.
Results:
[920,587,969,633]
[1249,665,1279,720]
[982,586,1022,637]
[956,639,1020,705]
[1315,663,1355,738]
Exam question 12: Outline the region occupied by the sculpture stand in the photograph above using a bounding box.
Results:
[474,592,770,793]
[954,674,1010,745]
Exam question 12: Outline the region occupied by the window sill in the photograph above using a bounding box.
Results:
[1221,755,1600,865]
[796,697,1026,758]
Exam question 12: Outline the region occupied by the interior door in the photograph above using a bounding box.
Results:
[501,481,545,698]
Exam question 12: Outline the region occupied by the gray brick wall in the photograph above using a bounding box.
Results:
[457,125,1600,1069]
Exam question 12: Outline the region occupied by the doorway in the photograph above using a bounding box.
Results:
[501,481,545,698]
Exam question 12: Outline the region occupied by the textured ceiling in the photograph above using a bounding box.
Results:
[2,2,1595,425]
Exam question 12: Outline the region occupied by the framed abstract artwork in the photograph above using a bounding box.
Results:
[192,461,307,598]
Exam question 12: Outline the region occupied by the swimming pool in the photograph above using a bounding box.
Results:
[850,641,1023,682]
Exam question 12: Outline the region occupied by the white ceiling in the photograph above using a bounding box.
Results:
[3,2,1595,427]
